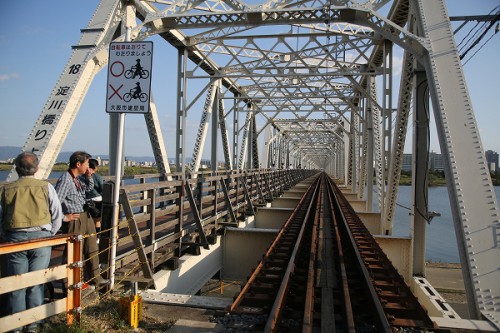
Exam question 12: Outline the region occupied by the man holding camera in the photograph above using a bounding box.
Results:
[55,151,109,287]
[84,159,103,242]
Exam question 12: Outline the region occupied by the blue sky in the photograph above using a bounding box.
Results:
[0,0,499,159]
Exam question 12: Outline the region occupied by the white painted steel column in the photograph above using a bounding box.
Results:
[211,82,221,171]
[181,48,188,174]
[109,113,124,288]
[417,1,500,323]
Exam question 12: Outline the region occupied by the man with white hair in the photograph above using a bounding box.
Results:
[0,152,63,332]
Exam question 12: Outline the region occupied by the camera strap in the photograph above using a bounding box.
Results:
[68,169,86,200]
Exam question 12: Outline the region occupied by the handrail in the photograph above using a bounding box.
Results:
[0,234,82,332]
[100,169,315,281]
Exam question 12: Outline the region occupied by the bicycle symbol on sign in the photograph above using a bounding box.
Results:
[123,82,148,102]
[124,59,150,79]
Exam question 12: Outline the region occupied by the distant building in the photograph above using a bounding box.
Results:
[402,154,412,172]
[429,151,444,172]
[200,159,212,169]
[401,152,444,172]
[485,150,499,173]
[124,159,136,167]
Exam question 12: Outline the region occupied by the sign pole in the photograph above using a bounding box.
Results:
[106,29,153,288]
[108,28,130,288]
[109,111,124,288]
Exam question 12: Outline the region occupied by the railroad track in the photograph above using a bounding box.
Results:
[222,173,443,332]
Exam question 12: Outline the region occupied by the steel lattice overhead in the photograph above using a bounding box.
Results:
[126,1,427,172]
[180,11,376,160]
[138,3,380,171]
[132,0,392,155]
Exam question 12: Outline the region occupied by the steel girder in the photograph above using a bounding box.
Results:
[370,78,385,218]
[261,125,272,168]
[10,1,423,181]
[383,50,414,234]
[145,97,172,175]
[128,2,424,177]
[251,115,260,169]
[190,81,217,173]
[237,108,252,169]
[357,100,368,200]
[416,0,500,325]
[218,91,233,169]
[365,96,374,211]
[347,110,359,190]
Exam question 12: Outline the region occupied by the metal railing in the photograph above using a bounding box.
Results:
[98,169,315,285]
[0,234,82,332]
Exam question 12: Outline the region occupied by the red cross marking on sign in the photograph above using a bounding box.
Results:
[108,84,123,100]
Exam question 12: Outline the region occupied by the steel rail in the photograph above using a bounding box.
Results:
[317,177,336,332]
[230,175,320,313]
[263,179,320,333]
[225,173,440,331]
[326,179,356,333]
[327,176,392,332]
[301,180,322,333]
[327,176,435,330]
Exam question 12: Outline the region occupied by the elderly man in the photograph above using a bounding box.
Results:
[55,151,109,287]
[0,152,63,332]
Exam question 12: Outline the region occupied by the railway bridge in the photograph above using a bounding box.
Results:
[1,0,499,331]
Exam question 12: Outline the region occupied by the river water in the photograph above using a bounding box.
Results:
[1,170,498,263]
[390,185,500,263]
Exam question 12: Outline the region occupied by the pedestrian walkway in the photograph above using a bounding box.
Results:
[426,263,468,319]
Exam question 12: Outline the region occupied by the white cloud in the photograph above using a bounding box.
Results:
[0,73,20,81]
[392,52,404,77]
[19,26,50,37]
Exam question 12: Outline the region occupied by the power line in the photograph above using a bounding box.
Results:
[450,8,500,65]
[463,25,499,66]
[457,18,485,50]
[459,12,500,60]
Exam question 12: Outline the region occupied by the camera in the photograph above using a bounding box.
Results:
[84,201,101,218]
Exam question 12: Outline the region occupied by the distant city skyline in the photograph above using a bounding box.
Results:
[485,150,500,173]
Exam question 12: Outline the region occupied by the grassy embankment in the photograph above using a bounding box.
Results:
[0,163,160,176]
[398,170,448,186]
[399,170,500,186]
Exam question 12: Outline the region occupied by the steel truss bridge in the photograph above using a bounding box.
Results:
[6,0,499,328]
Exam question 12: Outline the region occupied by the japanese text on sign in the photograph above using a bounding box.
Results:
[106,41,153,114]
